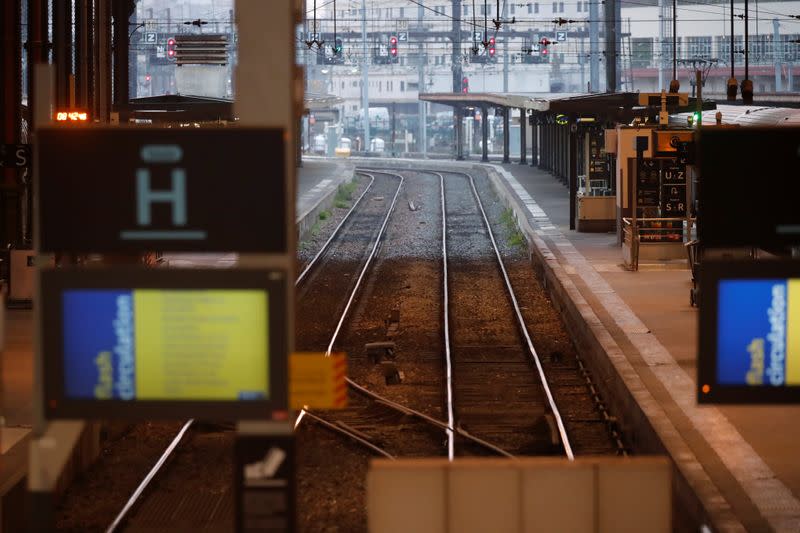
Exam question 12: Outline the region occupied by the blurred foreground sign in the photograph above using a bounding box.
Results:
[289,352,347,409]
[699,260,800,403]
[37,127,287,253]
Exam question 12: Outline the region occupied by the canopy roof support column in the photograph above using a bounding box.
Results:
[502,108,510,164]
[481,105,489,163]
[455,106,464,161]
[519,108,527,165]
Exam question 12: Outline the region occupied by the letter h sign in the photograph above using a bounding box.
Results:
[120,144,206,241]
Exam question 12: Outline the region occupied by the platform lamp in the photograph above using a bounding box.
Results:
[669,0,680,93]
[727,0,738,100]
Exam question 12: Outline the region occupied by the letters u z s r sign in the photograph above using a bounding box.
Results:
[36,127,288,253]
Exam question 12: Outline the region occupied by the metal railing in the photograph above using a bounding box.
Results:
[622,217,696,271]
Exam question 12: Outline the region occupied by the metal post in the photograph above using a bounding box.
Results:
[112,0,130,108]
[75,0,90,108]
[519,108,527,164]
[53,0,71,108]
[672,0,677,82]
[417,22,427,157]
[95,0,112,122]
[361,0,370,151]
[502,108,510,164]
[531,116,538,167]
[481,106,489,163]
[605,0,617,92]
[569,126,578,230]
[589,0,599,91]
[455,106,464,160]
[503,3,509,93]
[451,0,462,93]
[742,0,753,103]
[773,19,782,92]
[1,0,22,248]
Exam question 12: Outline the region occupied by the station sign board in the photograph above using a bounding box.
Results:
[40,267,288,419]
[698,127,800,248]
[0,143,30,168]
[36,127,287,253]
[699,260,800,403]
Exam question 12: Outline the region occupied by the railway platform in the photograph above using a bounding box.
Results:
[489,161,800,532]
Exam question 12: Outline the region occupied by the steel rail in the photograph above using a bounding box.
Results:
[456,170,574,460]
[106,419,195,533]
[298,409,396,460]
[437,171,456,461]
[324,169,404,355]
[296,172,376,286]
[337,168,513,458]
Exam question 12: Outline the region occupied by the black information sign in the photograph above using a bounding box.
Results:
[37,127,287,253]
[699,127,800,248]
[235,434,295,533]
[661,162,687,216]
[40,267,288,420]
[637,158,660,208]
[699,260,800,404]
[0,144,31,168]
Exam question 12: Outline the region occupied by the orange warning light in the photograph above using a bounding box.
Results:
[701,384,711,394]
[56,110,89,122]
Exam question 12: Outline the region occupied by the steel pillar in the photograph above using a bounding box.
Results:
[112,0,131,107]
[519,108,527,164]
[569,127,578,230]
[481,106,489,163]
[53,0,71,108]
[1,0,22,247]
[530,116,538,167]
[455,107,464,160]
[502,108,510,164]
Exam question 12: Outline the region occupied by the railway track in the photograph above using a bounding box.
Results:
[106,165,623,531]
[440,170,572,458]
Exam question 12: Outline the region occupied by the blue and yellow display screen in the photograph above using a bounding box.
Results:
[62,289,269,401]
[717,279,800,386]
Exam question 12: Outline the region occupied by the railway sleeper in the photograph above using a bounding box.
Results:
[366,341,397,363]
[334,421,376,443]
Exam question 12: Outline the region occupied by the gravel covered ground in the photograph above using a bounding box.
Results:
[53,163,620,533]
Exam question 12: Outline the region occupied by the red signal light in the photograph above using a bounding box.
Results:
[489,37,495,46]
[167,38,176,59]
[542,48,549,55]
[390,36,398,45]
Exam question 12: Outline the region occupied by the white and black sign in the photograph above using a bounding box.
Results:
[144,32,157,44]
[37,127,287,253]
[235,434,295,533]
[473,31,483,42]
[556,31,567,42]
[307,32,320,42]
[0,144,31,168]
[397,31,408,42]
[661,163,687,216]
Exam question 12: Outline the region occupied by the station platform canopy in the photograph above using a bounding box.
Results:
[305,91,345,112]
[118,92,343,123]
[419,92,579,111]
[420,91,708,123]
